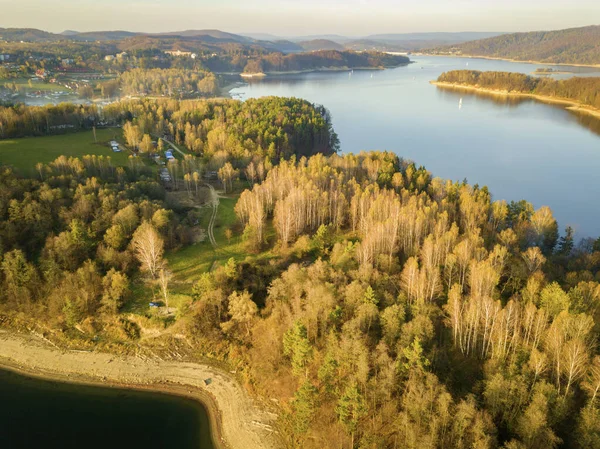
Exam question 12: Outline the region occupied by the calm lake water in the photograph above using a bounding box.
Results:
[230,56,600,238]
[0,368,215,449]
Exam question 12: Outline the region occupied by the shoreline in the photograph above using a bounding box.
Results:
[221,63,411,79]
[0,330,279,449]
[222,63,412,98]
[0,360,227,449]
[431,81,600,120]
[417,53,600,69]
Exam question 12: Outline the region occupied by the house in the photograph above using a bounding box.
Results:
[116,52,128,59]
[104,55,115,61]
[0,54,9,62]
[165,50,192,58]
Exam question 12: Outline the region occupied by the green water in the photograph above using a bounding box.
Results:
[0,368,215,449]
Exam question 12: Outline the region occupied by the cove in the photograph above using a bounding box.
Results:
[0,368,215,449]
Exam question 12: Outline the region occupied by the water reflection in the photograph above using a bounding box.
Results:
[436,87,600,138]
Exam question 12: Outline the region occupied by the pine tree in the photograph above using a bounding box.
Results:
[336,381,367,448]
[283,321,313,377]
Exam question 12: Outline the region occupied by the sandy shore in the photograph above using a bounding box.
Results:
[0,330,280,449]
[431,81,600,120]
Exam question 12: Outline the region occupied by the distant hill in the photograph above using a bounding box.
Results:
[158,29,252,43]
[428,25,600,66]
[60,30,80,36]
[266,40,304,53]
[364,31,504,43]
[0,28,63,42]
[241,33,282,41]
[299,39,345,51]
[71,31,138,41]
[239,32,507,52]
[290,34,352,43]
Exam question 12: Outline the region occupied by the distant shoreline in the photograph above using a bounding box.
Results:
[431,81,600,120]
[417,53,600,70]
[0,330,279,449]
[223,62,412,80]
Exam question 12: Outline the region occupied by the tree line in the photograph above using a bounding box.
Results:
[242,50,410,74]
[115,68,219,98]
[0,97,338,169]
[437,70,600,109]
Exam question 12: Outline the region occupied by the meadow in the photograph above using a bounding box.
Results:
[0,128,131,174]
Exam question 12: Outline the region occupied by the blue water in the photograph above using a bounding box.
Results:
[231,56,600,238]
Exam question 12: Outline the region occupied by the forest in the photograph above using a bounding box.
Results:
[241,50,410,74]
[428,25,600,66]
[2,96,600,449]
[116,68,219,97]
[0,97,339,164]
[437,70,600,109]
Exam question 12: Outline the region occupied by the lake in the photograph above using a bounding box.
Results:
[0,368,215,449]
[230,55,600,238]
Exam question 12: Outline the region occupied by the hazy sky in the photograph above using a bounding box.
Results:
[1,0,599,35]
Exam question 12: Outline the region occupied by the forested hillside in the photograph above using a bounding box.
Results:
[243,50,409,73]
[3,120,600,447]
[436,70,600,109]
[2,87,600,449]
[428,25,600,66]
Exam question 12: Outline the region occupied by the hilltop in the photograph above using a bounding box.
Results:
[427,25,600,66]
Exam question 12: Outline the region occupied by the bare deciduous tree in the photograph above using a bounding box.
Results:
[131,222,164,278]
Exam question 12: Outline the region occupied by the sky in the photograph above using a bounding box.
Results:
[0,0,599,36]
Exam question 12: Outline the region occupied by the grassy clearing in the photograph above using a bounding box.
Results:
[0,128,131,174]
[167,193,276,287]
[11,78,69,92]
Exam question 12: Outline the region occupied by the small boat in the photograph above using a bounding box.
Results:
[459,98,463,110]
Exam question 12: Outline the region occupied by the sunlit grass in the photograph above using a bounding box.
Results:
[0,129,131,175]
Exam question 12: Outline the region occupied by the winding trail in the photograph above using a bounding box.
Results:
[155,136,219,249]
[205,183,219,249]
[0,330,280,449]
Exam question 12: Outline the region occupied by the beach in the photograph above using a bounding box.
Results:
[0,330,280,449]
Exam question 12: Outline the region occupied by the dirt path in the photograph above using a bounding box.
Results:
[156,136,187,158]
[0,330,280,449]
[205,183,219,249]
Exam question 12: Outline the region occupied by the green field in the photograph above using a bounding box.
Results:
[11,77,70,92]
[167,195,275,284]
[0,129,131,174]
